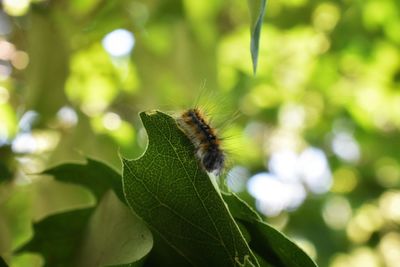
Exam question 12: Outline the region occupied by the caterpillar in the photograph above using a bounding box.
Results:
[176,108,225,176]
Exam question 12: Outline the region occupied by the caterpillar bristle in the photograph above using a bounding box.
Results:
[177,108,225,175]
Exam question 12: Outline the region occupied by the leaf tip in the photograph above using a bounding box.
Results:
[139,110,159,119]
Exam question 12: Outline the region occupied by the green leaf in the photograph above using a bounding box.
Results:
[122,111,259,267]
[0,162,12,183]
[44,158,125,203]
[0,256,8,267]
[8,253,43,267]
[0,185,32,252]
[222,193,262,222]
[222,193,318,267]
[20,160,152,267]
[142,232,196,267]
[0,145,13,183]
[19,208,93,267]
[75,191,152,267]
[20,192,152,267]
[247,0,267,73]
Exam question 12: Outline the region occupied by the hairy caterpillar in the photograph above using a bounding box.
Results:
[176,108,225,176]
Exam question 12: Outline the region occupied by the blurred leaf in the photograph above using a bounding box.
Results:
[0,99,18,138]
[222,193,318,267]
[20,192,151,267]
[0,163,11,183]
[0,185,32,252]
[0,257,8,267]
[30,175,95,222]
[0,146,14,184]
[9,253,43,267]
[122,111,259,267]
[19,208,93,267]
[247,0,267,73]
[20,159,151,266]
[75,191,152,267]
[65,44,117,114]
[44,158,125,203]
[69,0,102,16]
[26,10,69,123]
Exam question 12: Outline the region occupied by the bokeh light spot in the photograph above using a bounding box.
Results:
[279,104,306,130]
[330,248,381,267]
[247,172,307,216]
[12,131,60,155]
[347,204,383,244]
[248,173,288,217]
[331,167,359,193]
[261,147,331,215]
[379,191,400,223]
[18,110,39,132]
[12,133,37,154]
[379,232,400,267]
[3,0,30,16]
[0,40,15,60]
[226,166,250,193]
[312,3,340,32]
[102,29,135,57]
[375,158,400,188]
[57,106,78,128]
[103,112,122,131]
[298,147,332,194]
[332,132,360,163]
[268,150,299,183]
[323,196,352,230]
[11,51,29,70]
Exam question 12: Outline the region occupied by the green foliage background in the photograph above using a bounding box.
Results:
[1,0,400,266]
